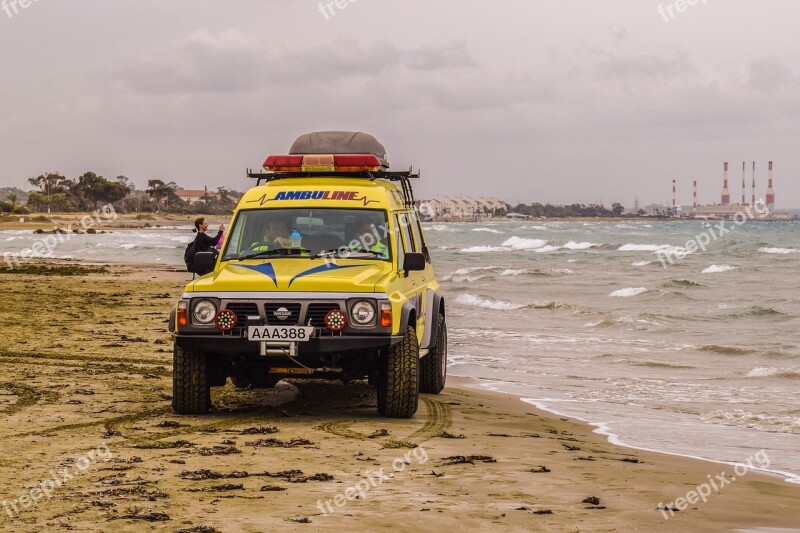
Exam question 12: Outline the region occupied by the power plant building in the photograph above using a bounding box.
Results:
[685,161,781,219]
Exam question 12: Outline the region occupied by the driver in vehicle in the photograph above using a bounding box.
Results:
[250,217,292,251]
[348,218,389,258]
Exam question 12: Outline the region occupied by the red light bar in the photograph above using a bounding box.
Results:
[262,154,382,172]
[333,155,382,172]
[263,155,304,171]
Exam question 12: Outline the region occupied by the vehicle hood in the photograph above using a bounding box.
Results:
[188,259,392,293]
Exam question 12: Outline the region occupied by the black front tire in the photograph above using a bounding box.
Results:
[377,326,419,418]
[172,343,211,414]
[420,314,447,394]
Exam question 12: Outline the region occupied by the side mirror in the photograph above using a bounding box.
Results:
[194,251,217,276]
[403,252,426,273]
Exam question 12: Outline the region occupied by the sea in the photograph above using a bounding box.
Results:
[2,219,799,482]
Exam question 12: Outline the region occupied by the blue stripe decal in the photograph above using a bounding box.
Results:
[235,262,277,287]
[288,264,368,288]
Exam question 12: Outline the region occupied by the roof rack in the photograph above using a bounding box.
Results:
[245,168,420,209]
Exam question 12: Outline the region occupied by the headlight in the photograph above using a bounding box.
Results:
[350,300,376,325]
[193,299,217,324]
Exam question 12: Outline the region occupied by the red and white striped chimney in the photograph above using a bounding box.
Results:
[721,162,730,206]
[672,179,676,207]
[751,161,756,206]
[693,180,697,214]
[766,161,775,211]
[741,162,746,205]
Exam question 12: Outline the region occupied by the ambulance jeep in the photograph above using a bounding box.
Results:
[169,131,447,418]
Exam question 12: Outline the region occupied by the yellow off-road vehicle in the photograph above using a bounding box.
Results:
[169,132,446,418]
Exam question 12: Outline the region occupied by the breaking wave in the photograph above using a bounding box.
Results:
[702,264,736,274]
[454,293,573,311]
[697,345,755,356]
[609,287,648,297]
[746,367,800,379]
[502,237,549,250]
[759,247,799,254]
[701,409,800,434]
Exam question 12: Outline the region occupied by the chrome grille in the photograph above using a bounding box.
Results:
[264,303,301,325]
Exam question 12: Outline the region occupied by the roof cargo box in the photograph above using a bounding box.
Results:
[289,131,389,168]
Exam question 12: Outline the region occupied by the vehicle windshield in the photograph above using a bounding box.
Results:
[221,208,392,262]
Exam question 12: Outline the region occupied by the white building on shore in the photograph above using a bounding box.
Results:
[419,197,509,220]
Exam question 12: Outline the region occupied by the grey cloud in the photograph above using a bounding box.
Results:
[116,30,477,94]
[594,50,695,81]
[747,58,793,91]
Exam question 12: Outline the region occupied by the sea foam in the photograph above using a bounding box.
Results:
[702,264,736,274]
[454,293,526,310]
[502,236,549,250]
[610,287,648,297]
[759,247,799,254]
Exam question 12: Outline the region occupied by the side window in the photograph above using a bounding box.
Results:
[393,214,405,271]
[399,213,418,252]
[408,211,429,261]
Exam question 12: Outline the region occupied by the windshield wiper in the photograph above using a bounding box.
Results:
[314,249,386,259]
[238,248,310,261]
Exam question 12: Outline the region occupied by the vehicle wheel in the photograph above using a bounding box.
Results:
[172,343,211,414]
[420,314,447,394]
[377,326,419,418]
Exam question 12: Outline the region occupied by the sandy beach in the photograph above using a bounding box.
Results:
[0,263,798,532]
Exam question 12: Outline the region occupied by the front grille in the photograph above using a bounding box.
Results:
[265,303,301,325]
[224,303,259,326]
[305,303,342,327]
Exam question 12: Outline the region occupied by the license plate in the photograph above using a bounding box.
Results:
[248,326,314,342]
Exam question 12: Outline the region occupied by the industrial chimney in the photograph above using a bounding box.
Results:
[751,162,756,206]
[766,161,775,211]
[693,180,697,215]
[741,162,746,205]
[672,179,676,208]
[721,162,731,206]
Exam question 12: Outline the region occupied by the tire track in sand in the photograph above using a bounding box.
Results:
[406,396,452,444]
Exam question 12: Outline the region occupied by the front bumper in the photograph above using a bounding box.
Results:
[174,333,403,356]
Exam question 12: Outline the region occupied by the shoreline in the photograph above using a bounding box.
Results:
[514,393,800,486]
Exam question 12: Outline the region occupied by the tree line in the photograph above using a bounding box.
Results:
[510,202,630,217]
[0,172,241,215]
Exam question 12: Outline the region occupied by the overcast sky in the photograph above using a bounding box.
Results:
[1,0,799,207]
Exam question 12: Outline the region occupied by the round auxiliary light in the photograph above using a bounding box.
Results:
[215,309,238,331]
[351,301,376,325]
[324,309,348,332]
[193,299,217,325]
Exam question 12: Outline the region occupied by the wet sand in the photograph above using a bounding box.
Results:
[0,264,798,532]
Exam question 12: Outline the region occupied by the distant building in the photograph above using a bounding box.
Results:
[419,197,509,220]
[176,189,218,205]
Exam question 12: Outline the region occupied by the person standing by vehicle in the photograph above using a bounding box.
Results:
[193,217,224,252]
